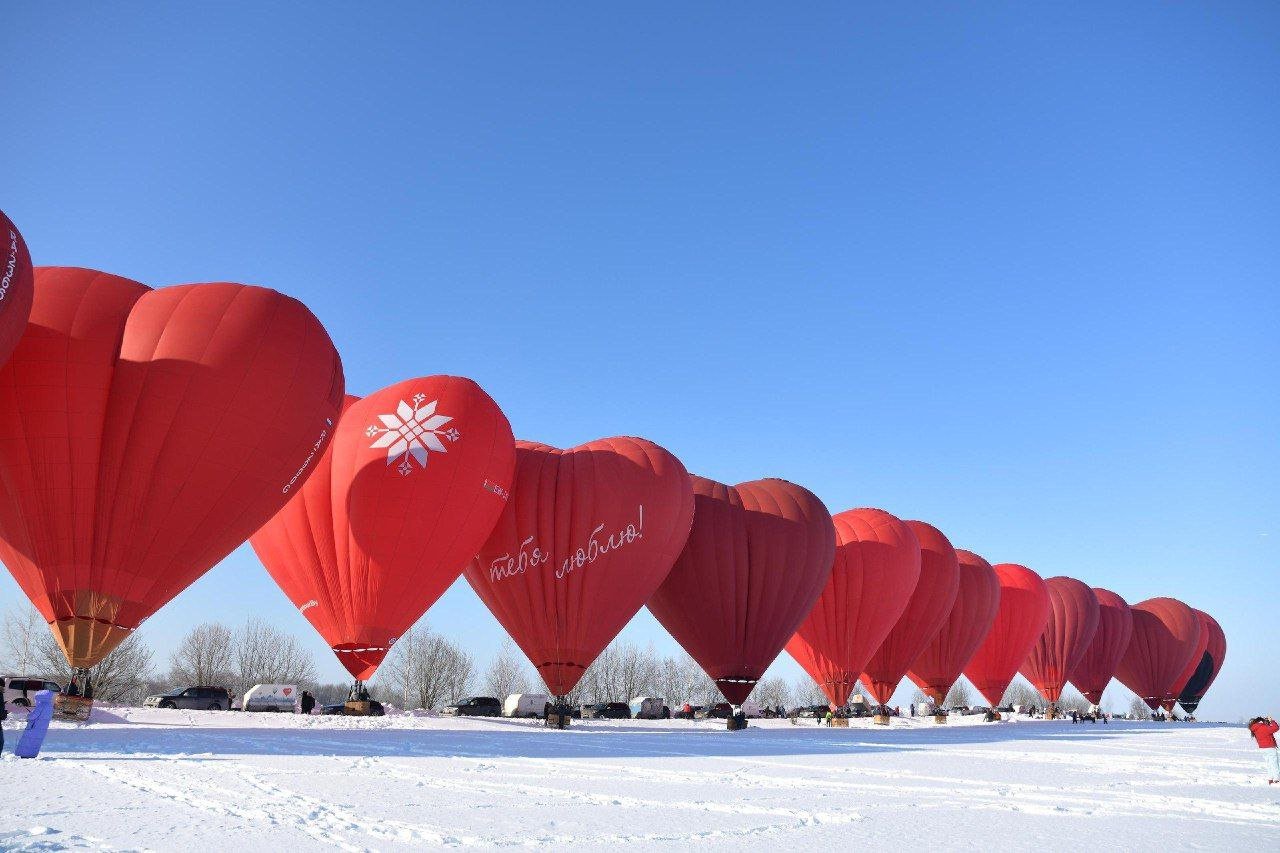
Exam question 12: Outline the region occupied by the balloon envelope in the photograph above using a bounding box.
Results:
[860,520,959,705]
[0,209,34,366]
[1114,597,1202,711]
[1177,611,1226,714]
[1070,587,1133,706]
[0,267,344,667]
[1021,576,1100,704]
[908,549,1001,705]
[1167,607,1212,712]
[786,508,920,708]
[465,437,694,696]
[963,563,1051,707]
[648,477,835,705]
[251,377,515,680]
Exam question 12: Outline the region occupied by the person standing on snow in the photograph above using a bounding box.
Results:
[1247,716,1280,784]
[300,690,316,715]
[0,696,7,754]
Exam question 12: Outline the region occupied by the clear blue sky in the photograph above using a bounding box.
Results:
[2,3,1275,719]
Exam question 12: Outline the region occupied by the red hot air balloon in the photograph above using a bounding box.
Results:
[648,478,835,706]
[1021,576,1100,707]
[251,377,515,681]
[1070,588,1133,706]
[0,210,34,366]
[0,267,344,669]
[465,437,694,697]
[785,508,920,708]
[964,564,1051,707]
[1168,607,1212,714]
[1177,611,1226,715]
[1114,597,1202,712]
[908,549,1001,705]
[860,520,958,707]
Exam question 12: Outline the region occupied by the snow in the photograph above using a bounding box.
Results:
[2,708,1277,850]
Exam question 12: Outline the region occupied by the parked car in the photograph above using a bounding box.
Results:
[144,686,233,711]
[697,702,733,719]
[504,693,551,718]
[792,704,831,719]
[672,704,703,720]
[241,684,298,712]
[442,696,502,717]
[628,696,665,719]
[321,701,384,716]
[581,702,632,720]
[2,676,62,707]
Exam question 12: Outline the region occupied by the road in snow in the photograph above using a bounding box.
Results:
[1,708,1277,850]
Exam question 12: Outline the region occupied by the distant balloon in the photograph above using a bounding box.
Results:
[908,549,1001,705]
[0,209,34,366]
[1070,588,1133,706]
[860,520,959,706]
[1114,597,1202,712]
[964,563,1051,707]
[1177,611,1226,715]
[465,437,694,696]
[0,267,344,668]
[1021,576,1100,705]
[252,377,515,680]
[786,508,920,708]
[648,477,835,705]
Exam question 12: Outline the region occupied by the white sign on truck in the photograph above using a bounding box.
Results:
[242,684,298,712]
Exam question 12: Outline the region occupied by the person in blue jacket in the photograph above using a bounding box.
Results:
[15,689,55,759]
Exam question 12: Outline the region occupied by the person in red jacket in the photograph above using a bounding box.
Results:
[1247,716,1279,784]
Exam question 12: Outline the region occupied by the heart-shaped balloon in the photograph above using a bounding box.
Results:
[0,267,344,667]
[252,376,515,680]
[0,209,34,367]
[464,436,694,696]
[786,508,920,708]
[648,477,835,705]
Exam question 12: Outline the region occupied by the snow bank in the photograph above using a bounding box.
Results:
[1,711,1276,850]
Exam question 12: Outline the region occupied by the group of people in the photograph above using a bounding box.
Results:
[1067,709,1109,724]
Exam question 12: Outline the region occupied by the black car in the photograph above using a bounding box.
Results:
[443,696,502,717]
[697,702,733,719]
[581,702,632,720]
[672,704,703,720]
[321,701,384,716]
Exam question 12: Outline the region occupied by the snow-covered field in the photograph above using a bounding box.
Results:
[2,708,1277,851]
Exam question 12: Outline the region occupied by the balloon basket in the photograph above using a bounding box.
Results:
[54,695,93,722]
[933,712,947,725]
[726,715,747,731]
[873,713,891,726]
[1045,707,1059,720]
[344,700,373,716]
[545,713,571,729]
[829,717,849,728]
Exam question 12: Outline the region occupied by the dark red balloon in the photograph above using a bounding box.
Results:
[1177,611,1226,715]
[1021,576,1100,705]
[465,437,694,696]
[908,549,1001,704]
[252,377,515,680]
[786,508,920,708]
[964,563,1051,707]
[860,520,958,705]
[0,209,34,367]
[649,477,835,705]
[1115,597,1202,711]
[1071,587,1133,706]
[0,267,344,667]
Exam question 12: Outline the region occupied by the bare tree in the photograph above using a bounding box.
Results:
[35,629,156,705]
[791,676,828,707]
[169,622,235,687]
[751,675,791,710]
[1057,685,1091,715]
[1001,678,1045,711]
[1128,696,1151,720]
[577,640,660,703]
[232,616,317,697]
[653,651,717,707]
[944,678,974,708]
[378,625,474,709]
[483,638,532,699]
[1,606,47,676]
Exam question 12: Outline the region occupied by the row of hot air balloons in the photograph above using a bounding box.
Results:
[0,211,1226,719]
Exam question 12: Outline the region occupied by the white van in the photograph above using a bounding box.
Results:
[241,684,298,712]
[629,696,665,719]
[504,693,551,718]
